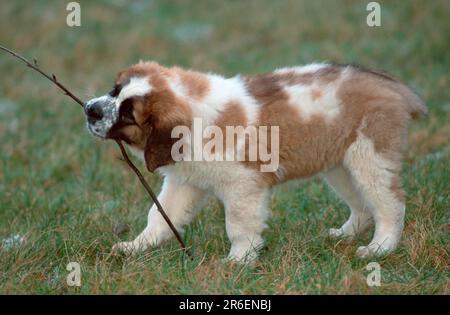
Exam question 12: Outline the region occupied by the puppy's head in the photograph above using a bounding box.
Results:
[84,62,191,171]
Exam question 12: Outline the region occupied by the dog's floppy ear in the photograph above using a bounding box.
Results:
[140,81,192,172]
[144,121,178,172]
[142,100,192,172]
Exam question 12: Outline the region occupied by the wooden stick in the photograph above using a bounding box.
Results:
[0,44,191,258]
[0,45,84,107]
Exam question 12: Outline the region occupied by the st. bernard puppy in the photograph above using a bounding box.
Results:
[84,62,426,263]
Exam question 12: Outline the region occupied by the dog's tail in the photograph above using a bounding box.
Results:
[371,70,428,120]
[345,64,428,120]
[393,81,428,120]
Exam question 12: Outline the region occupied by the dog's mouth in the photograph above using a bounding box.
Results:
[86,122,109,139]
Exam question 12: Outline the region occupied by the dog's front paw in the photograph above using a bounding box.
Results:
[356,243,392,259]
[112,241,139,256]
[224,243,262,266]
[328,227,357,240]
[328,228,345,239]
[222,254,257,267]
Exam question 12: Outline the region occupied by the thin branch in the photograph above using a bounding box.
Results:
[0,44,191,259]
[0,45,84,107]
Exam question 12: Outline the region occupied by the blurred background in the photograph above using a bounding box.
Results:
[0,0,448,294]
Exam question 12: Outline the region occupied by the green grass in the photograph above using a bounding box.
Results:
[0,0,448,294]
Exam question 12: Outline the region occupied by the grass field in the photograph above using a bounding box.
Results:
[0,0,448,294]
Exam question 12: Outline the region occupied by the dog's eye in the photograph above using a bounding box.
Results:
[109,84,121,97]
[119,98,135,123]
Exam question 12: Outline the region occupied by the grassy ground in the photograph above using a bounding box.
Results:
[0,0,448,294]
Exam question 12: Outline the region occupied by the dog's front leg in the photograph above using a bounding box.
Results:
[112,176,205,255]
[222,188,270,264]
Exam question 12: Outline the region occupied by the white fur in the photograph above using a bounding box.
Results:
[322,166,372,238]
[116,76,152,109]
[283,82,342,121]
[168,75,188,99]
[275,63,328,75]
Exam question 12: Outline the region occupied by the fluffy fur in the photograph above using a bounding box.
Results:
[84,61,426,263]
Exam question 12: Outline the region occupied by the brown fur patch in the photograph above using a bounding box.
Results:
[118,125,147,150]
[215,101,248,130]
[311,89,323,101]
[173,67,210,99]
[274,71,315,86]
[115,62,173,86]
[213,101,248,155]
[244,73,288,105]
[316,66,342,83]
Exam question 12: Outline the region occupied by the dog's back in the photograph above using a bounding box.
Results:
[242,63,426,186]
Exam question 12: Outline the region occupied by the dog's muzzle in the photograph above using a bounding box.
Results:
[84,95,118,139]
[85,100,104,124]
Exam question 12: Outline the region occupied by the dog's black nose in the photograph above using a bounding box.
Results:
[85,102,104,123]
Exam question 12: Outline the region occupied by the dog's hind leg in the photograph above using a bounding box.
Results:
[322,165,373,239]
[343,133,406,258]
